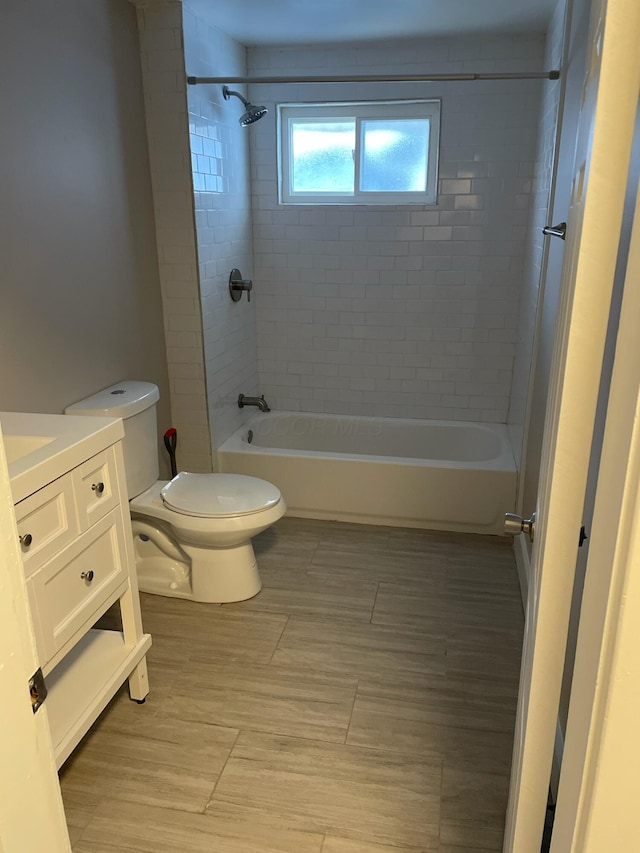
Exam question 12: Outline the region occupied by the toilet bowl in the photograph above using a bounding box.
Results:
[66,381,286,603]
[130,473,286,602]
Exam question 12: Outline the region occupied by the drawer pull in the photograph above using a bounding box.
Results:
[80,570,95,582]
[19,533,33,547]
[92,482,105,494]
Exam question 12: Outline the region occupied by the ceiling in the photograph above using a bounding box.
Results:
[184,0,559,47]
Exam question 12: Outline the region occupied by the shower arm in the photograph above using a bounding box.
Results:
[222,85,268,125]
[223,85,250,107]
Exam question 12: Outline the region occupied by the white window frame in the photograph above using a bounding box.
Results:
[277,100,441,206]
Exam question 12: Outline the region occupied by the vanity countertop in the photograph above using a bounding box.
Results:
[0,411,123,503]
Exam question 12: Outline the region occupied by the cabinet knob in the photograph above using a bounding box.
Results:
[92,482,105,494]
[81,570,95,582]
[19,533,33,547]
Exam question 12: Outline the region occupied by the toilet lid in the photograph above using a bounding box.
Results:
[160,472,281,518]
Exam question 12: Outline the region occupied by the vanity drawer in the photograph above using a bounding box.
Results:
[31,510,128,660]
[73,447,119,530]
[14,474,79,576]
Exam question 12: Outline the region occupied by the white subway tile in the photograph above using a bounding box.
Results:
[152,23,545,427]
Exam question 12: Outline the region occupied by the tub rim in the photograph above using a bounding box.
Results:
[218,410,516,472]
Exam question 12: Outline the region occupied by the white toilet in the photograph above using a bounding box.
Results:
[66,381,286,603]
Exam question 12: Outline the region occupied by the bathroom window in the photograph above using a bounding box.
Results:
[278,100,440,205]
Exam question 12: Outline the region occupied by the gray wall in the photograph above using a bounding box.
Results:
[0,0,170,435]
[134,1,214,474]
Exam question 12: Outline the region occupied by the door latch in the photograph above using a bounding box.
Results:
[29,667,47,714]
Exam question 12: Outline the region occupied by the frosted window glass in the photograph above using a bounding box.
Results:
[291,120,355,193]
[360,119,429,192]
[278,101,440,204]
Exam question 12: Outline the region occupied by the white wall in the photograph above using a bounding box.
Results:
[248,35,545,420]
[508,0,566,471]
[183,6,259,450]
[0,0,170,438]
[521,0,589,520]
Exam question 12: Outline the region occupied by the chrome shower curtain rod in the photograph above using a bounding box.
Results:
[187,70,560,85]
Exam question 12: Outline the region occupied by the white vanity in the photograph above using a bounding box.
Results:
[1,411,151,768]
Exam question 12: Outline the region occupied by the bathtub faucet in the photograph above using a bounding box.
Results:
[238,394,270,412]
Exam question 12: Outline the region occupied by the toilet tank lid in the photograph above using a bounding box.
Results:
[65,381,160,419]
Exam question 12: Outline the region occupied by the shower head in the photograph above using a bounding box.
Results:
[222,85,268,127]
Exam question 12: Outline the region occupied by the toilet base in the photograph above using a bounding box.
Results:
[132,520,262,603]
[136,559,194,601]
[182,540,262,603]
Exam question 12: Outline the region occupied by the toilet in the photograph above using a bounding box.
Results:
[65,381,286,603]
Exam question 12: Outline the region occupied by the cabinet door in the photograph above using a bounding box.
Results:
[33,511,128,665]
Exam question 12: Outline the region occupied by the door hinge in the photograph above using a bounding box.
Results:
[29,667,47,714]
[579,525,589,547]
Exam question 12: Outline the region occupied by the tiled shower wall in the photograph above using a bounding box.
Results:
[183,6,259,449]
[508,1,566,470]
[249,35,546,421]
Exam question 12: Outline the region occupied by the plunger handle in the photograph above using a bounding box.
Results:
[163,428,178,478]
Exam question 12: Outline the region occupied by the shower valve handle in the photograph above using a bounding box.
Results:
[229,269,253,302]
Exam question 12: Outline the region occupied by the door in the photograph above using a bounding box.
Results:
[503,0,640,848]
[551,115,640,850]
[0,427,71,852]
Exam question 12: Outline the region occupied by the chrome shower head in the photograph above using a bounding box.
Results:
[240,104,269,126]
[222,85,268,127]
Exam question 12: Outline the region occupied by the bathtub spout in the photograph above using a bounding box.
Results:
[238,394,270,412]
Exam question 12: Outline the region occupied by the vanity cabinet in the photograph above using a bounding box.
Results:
[8,421,151,769]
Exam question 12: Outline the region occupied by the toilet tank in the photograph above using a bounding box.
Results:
[65,381,160,499]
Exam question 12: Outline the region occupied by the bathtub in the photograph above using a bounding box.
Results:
[217,412,517,534]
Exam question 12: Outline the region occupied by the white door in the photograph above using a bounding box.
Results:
[551,121,640,850]
[503,0,640,849]
[0,428,71,852]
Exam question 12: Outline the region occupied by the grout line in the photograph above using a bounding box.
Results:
[268,614,290,663]
[344,678,360,745]
[61,792,102,851]
[369,582,381,624]
[203,727,241,812]
[304,537,322,576]
[437,756,445,846]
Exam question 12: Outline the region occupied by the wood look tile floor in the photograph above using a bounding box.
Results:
[60,518,524,852]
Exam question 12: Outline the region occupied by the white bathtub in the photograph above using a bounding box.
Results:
[217,412,517,534]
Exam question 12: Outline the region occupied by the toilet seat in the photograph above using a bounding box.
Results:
[131,478,287,554]
[160,472,281,519]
